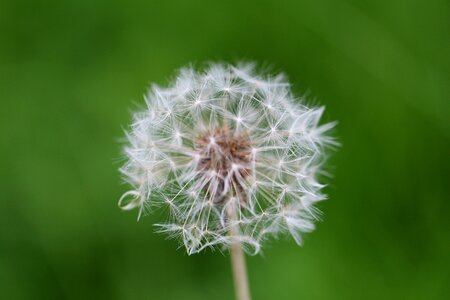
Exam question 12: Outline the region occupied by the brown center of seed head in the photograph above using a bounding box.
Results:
[195,127,253,204]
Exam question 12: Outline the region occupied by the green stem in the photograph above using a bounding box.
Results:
[229,206,251,300]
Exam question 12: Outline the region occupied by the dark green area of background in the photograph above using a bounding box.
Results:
[1,0,449,299]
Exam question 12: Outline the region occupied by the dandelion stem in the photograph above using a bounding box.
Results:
[230,240,251,300]
[229,206,251,300]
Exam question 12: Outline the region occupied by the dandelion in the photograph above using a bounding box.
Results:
[119,63,337,300]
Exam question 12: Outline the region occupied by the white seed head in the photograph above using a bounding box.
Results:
[119,63,337,255]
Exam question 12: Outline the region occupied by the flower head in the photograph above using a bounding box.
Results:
[119,63,337,254]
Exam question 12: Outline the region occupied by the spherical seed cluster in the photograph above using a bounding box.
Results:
[119,63,337,254]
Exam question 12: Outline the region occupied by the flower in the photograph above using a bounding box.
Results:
[119,63,337,255]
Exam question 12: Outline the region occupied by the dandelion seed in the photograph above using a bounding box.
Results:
[119,62,336,253]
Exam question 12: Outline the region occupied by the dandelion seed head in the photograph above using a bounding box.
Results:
[119,63,336,254]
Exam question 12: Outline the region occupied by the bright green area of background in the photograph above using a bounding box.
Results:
[1,0,449,299]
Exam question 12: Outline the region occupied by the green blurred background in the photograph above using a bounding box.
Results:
[1,0,449,299]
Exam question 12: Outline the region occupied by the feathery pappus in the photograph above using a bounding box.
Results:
[119,63,337,255]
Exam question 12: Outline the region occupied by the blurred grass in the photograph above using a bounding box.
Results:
[0,0,449,299]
